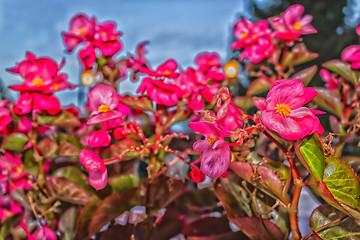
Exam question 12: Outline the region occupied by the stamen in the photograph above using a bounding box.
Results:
[98,104,111,113]
[275,103,291,117]
[207,135,216,145]
[32,78,44,86]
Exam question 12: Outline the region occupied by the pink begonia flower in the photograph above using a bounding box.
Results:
[79,45,97,71]
[259,79,324,140]
[341,45,360,69]
[7,52,75,94]
[87,130,111,148]
[188,122,231,178]
[137,78,182,106]
[217,105,243,134]
[94,22,122,56]
[232,19,271,48]
[79,149,108,190]
[188,167,205,183]
[188,94,204,111]
[239,36,274,63]
[13,92,61,115]
[62,14,96,52]
[87,84,123,125]
[126,41,150,80]
[113,127,131,140]
[32,226,57,240]
[269,4,317,40]
[0,103,12,132]
[195,52,222,72]
[140,59,179,79]
[320,69,339,90]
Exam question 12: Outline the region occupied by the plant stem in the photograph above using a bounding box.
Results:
[288,156,303,240]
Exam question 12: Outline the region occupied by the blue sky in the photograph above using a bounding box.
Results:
[0,0,248,106]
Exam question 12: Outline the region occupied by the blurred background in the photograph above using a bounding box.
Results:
[1,0,359,236]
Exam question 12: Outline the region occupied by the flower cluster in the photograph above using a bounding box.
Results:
[137,52,226,110]
[7,52,75,115]
[62,14,122,70]
[231,4,317,63]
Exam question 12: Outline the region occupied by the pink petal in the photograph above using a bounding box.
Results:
[87,130,111,148]
[87,111,123,125]
[193,139,211,152]
[32,226,57,240]
[289,107,313,118]
[188,121,223,137]
[88,84,119,112]
[89,168,108,190]
[79,149,105,172]
[341,45,360,62]
[200,138,231,178]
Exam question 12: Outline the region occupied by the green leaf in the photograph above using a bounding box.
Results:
[88,188,140,237]
[310,204,360,240]
[108,175,140,194]
[232,96,255,111]
[47,176,90,205]
[323,59,360,85]
[230,162,289,201]
[2,133,28,152]
[52,110,81,127]
[292,65,318,86]
[56,141,81,157]
[313,88,343,117]
[53,166,94,194]
[295,133,325,181]
[323,157,360,218]
[0,214,22,240]
[59,207,79,240]
[165,109,192,128]
[120,95,154,112]
[213,170,253,218]
[246,78,272,96]
[54,134,83,148]
[22,148,37,174]
[37,137,58,158]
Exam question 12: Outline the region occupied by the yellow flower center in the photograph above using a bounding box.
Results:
[52,83,59,91]
[98,104,111,113]
[207,135,216,145]
[275,103,291,117]
[241,32,248,38]
[78,27,87,36]
[251,34,257,39]
[163,70,171,75]
[293,22,302,31]
[32,78,44,86]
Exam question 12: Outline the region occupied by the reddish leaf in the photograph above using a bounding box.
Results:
[88,188,140,237]
[230,217,283,240]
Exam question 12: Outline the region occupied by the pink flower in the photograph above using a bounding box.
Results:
[62,14,96,52]
[87,130,111,148]
[217,105,243,133]
[341,45,360,69]
[232,19,271,48]
[87,84,123,125]
[79,149,108,190]
[140,59,179,79]
[259,79,324,140]
[137,78,182,106]
[0,102,12,132]
[269,4,317,40]
[188,167,206,183]
[94,22,122,56]
[188,122,231,178]
[239,36,274,63]
[320,69,339,90]
[32,226,57,240]
[79,45,96,71]
[195,52,222,72]
[13,92,61,115]
[18,117,33,133]
[7,52,74,93]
